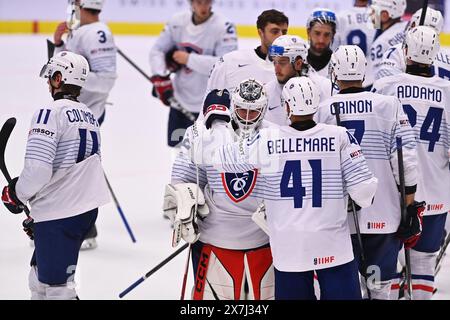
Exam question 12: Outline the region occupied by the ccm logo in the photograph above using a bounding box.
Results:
[206,104,227,113]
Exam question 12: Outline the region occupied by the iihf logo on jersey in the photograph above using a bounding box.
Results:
[221,169,258,203]
[313,256,335,265]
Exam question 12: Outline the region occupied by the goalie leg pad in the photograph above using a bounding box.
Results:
[192,242,247,300]
[244,245,274,300]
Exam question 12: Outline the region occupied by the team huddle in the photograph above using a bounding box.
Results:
[1,0,449,300]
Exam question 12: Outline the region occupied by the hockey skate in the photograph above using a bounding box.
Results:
[80,237,97,250]
[80,225,98,250]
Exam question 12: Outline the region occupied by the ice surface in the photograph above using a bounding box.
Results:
[0,35,448,300]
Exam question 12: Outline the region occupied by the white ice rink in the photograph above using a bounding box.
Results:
[0,35,449,300]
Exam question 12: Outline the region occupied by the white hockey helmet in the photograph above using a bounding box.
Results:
[282,77,320,117]
[410,8,444,33]
[40,51,90,87]
[371,0,406,20]
[80,0,104,11]
[404,26,440,65]
[330,45,367,82]
[269,35,309,63]
[231,79,268,131]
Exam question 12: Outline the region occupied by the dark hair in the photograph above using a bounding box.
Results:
[84,8,101,15]
[61,84,82,97]
[257,9,289,30]
[51,71,82,97]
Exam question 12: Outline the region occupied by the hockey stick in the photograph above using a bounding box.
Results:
[117,48,196,121]
[119,242,189,298]
[103,173,136,243]
[47,39,55,59]
[435,232,450,276]
[333,104,372,299]
[0,118,31,218]
[396,136,413,300]
[180,244,191,300]
[419,0,429,26]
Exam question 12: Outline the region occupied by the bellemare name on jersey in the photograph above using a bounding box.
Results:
[268,136,336,154]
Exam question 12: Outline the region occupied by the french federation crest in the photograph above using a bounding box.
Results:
[221,169,258,203]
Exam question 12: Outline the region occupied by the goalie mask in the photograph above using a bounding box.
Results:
[231,79,268,132]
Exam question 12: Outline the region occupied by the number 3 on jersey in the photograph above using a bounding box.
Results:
[280,160,322,208]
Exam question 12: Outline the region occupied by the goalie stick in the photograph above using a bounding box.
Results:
[0,118,31,218]
[119,242,189,298]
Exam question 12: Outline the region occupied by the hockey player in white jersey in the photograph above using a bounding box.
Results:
[206,9,288,95]
[53,0,116,250]
[334,0,376,57]
[53,0,116,125]
[265,35,335,126]
[149,0,237,147]
[1,52,110,300]
[373,26,450,299]
[366,0,407,88]
[164,80,274,300]
[316,45,424,300]
[306,8,337,78]
[191,77,378,300]
[376,7,450,81]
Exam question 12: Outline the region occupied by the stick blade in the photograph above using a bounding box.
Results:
[0,117,17,182]
[46,39,55,59]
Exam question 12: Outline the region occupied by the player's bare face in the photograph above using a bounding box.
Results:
[259,23,288,51]
[273,56,296,84]
[192,0,212,23]
[308,24,333,55]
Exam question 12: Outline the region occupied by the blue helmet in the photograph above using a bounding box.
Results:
[307,8,337,32]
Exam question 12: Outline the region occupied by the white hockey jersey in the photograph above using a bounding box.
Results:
[334,6,376,57]
[206,48,276,94]
[15,97,110,223]
[171,120,270,250]
[264,73,335,126]
[376,43,450,81]
[366,21,407,87]
[55,22,117,119]
[373,73,450,215]
[150,11,238,113]
[192,122,378,272]
[315,89,418,234]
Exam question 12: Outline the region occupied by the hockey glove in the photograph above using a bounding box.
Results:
[22,217,34,240]
[163,183,209,247]
[150,75,174,106]
[165,47,183,73]
[397,201,425,249]
[2,177,25,214]
[251,203,269,235]
[347,196,361,213]
[203,89,232,129]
